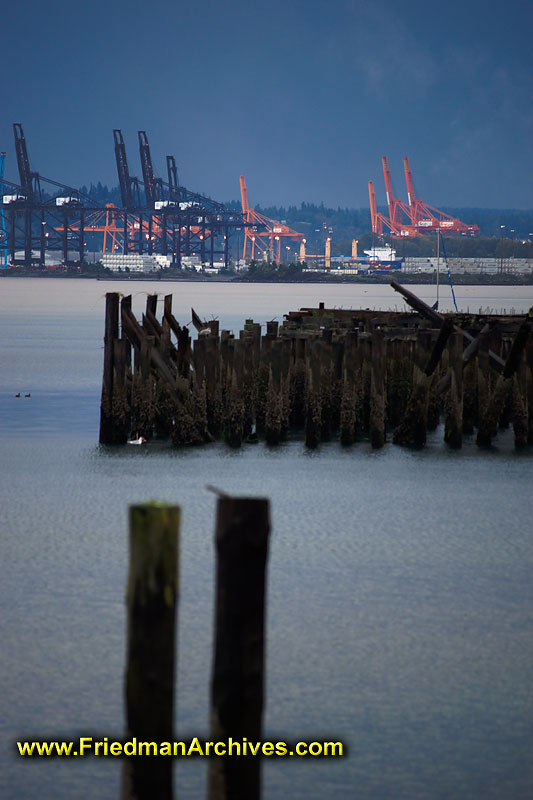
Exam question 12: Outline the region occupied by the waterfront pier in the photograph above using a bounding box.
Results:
[99,287,532,451]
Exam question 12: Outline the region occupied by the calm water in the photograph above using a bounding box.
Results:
[1,278,532,799]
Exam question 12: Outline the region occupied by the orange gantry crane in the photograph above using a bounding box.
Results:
[369,156,479,237]
[239,175,304,262]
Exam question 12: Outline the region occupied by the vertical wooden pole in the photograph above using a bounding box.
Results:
[122,295,133,371]
[319,335,333,441]
[208,496,270,800]
[340,331,357,445]
[369,329,385,448]
[444,331,463,448]
[476,326,490,426]
[289,336,307,429]
[99,292,120,444]
[305,339,322,448]
[265,339,282,444]
[122,503,180,800]
[393,319,453,447]
[146,294,158,317]
[477,318,531,447]
[112,338,130,443]
[511,351,528,449]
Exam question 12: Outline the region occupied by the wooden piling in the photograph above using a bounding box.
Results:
[369,329,386,448]
[265,339,283,444]
[224,339,244,447]
[305,339,322,448]
[289,337,307,429]
[112,338,130,443]
[122,503,180,800]
[130,335,155,440]
[477,317,531,447]
[444,331,463,448]
[208,496,270,800]
[340,331,357,445]
[393,318,453,447]
[99,292,120,444]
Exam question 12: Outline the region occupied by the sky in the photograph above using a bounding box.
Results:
[1,0,532,209]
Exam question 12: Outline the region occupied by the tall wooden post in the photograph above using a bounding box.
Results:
[122,503,180,800]
[444,331,463,448]
[208,496,270,800]
[340,331,357,445]
[265,339,282,444]
[112,338,130,443]
[370,329,386,448]
[99,292,120,443]
[477,318,531,447]
[305,339,322,448]
[393,318,453,447]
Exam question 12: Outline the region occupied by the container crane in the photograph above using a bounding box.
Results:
[239,175,304,262]
[402,156,479,235]
[369,156,480,237]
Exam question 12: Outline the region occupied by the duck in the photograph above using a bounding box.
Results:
[25,393,31,398]
[15,392,20,398]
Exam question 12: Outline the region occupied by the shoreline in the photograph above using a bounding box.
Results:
[1,270,532,286]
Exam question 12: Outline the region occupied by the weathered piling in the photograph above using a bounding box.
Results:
[477,317,531,447]
[265,339,283,444]
[393,318,453,447]
[289,337,307,429]
[99,292,120,444]
[444,331,464,448]
[122,503,180,800]
[340,330,358,445]
[369,329,386,448]
[112,338,130,443]
[208,496,270,800]
[305,339,322,448]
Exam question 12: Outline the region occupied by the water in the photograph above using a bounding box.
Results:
[1,278,532,799]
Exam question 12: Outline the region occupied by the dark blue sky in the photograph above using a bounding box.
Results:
[2,0,532,209]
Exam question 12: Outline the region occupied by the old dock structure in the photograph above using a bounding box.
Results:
[99,286,533,451]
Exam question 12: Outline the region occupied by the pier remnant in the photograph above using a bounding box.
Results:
[99,292,533,452]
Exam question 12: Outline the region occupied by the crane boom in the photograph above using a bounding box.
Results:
[13,123,33,199]
[113,129,134,208]
[402,156,418,224]
[138,130,158,208]
[166,156,179,201]
[239,175,250,216]
[381,156,397,225]
[368,181,380,235]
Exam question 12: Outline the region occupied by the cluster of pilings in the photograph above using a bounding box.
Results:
[99,285,533,451]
